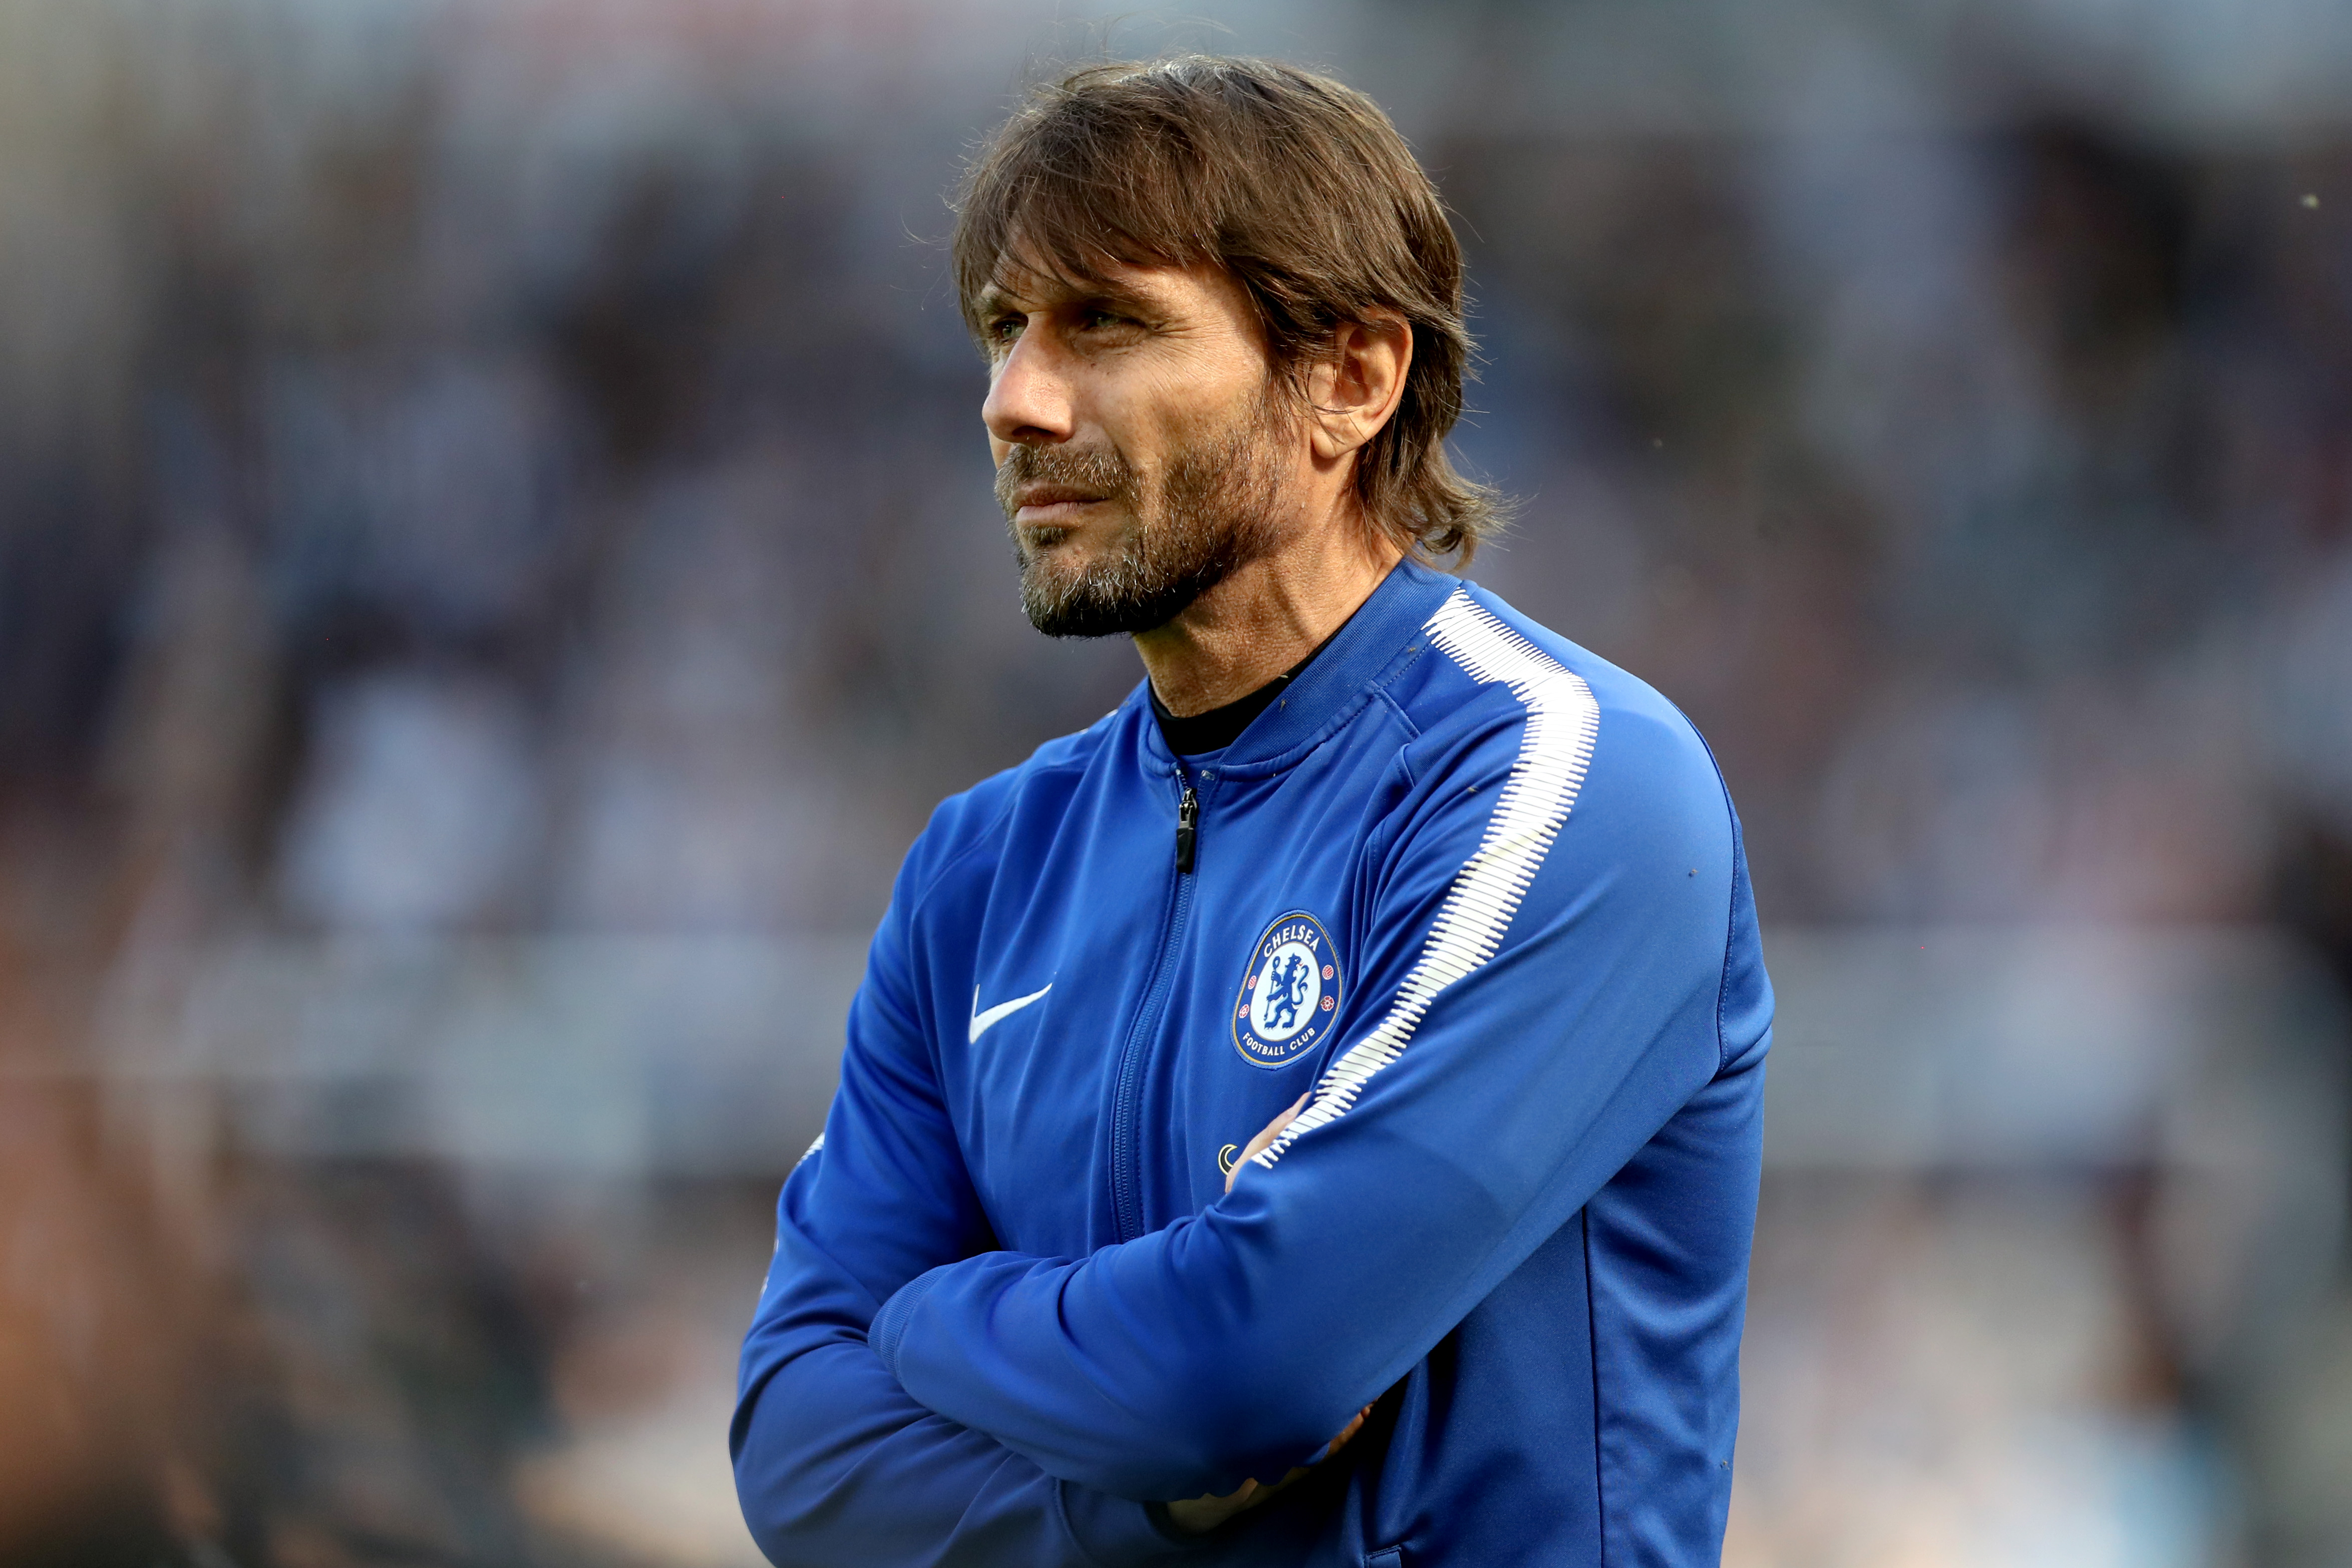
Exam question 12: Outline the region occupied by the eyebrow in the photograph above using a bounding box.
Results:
[976,272,1161,319]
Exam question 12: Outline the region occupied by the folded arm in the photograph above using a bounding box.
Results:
[870,709,1740,1502]
[733,898,1195,1565]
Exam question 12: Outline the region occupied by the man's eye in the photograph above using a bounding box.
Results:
[988,316,1024,343]
[1079,309,1125,331]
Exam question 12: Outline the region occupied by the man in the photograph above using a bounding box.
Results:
[734,57,1771,1566]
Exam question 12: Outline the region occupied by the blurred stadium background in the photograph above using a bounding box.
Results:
[2,0,2349,1562]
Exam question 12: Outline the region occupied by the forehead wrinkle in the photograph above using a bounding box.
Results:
[985,214,1202,305]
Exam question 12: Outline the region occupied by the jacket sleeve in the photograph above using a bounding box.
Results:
[732,848,1201,1565]
[867,693,1759,1503]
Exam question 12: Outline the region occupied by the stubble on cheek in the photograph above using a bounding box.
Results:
[997,377,1295,639]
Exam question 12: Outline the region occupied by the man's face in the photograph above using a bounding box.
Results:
[978,258,1299,638]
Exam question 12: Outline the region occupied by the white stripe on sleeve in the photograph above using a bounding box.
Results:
[1255,591,1600,1166]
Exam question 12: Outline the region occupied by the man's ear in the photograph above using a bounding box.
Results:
[1305,313,1413,466]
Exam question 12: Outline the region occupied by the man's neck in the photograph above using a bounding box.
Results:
[1134,514,1403,718]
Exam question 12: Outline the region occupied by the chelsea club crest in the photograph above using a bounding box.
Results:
[1232,910,1342,1068]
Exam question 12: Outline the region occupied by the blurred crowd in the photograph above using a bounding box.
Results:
[1,1,2348,1563]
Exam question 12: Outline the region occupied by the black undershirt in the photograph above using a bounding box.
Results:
[1148,616,1350,755]
[1150,671,1292,755]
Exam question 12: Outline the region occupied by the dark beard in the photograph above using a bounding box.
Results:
[997,397,1287,639]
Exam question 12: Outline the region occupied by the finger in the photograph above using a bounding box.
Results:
[1233,1401,1382,1520]
[1163,1476,1260,1535]
[1241,1428,1364,1517]
[1325,1402,1376,1456]
[1226,1093,1312,1193]
[1235,1466,1308,1514]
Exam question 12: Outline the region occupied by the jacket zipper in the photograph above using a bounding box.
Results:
[1107,762,1201,1241]
[1175,783,1199,874]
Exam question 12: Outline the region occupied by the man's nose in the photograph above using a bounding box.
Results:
[982,331,1075,448]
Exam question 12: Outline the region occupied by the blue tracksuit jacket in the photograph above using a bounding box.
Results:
[734,560,1773,1566]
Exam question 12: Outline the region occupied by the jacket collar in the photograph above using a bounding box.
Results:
[1132,558,1460,778]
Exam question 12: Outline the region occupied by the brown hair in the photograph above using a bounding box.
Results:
[952,56,1504,566]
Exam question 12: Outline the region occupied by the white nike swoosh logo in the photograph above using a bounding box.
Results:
[969,982,1053,1044]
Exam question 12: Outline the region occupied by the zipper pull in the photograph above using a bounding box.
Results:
[1175,784,1198,874]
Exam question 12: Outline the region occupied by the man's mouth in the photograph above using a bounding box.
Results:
[1012,488,1109,526]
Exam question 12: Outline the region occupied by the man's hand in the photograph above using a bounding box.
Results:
[1164,1093,1372,1535]
[1225,1092,1309,1197]
[1160,1402,1374,1534]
